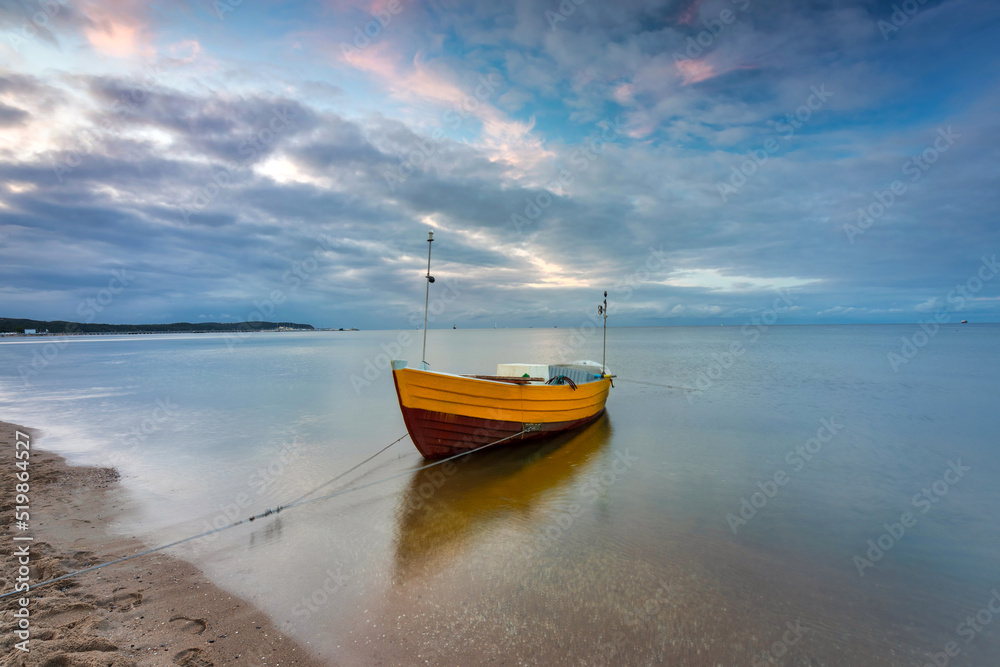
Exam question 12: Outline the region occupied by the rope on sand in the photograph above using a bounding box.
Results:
[0,429,526,600]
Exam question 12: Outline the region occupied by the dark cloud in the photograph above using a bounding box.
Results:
[0,101,28,126]
[83,76,322,165]
[0,0,998,327]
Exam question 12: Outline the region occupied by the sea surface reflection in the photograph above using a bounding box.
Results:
[2,327,999,664]
[393,416,612,581]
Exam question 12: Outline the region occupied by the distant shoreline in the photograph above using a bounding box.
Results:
[0,317,364,336]
[0,328,358,338]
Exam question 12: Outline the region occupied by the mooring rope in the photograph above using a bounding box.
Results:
[616,378,696,391]
[285,429,525,511]
[285,432,409,507]
[1,429,526,600]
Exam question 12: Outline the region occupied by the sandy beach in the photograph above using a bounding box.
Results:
[0,421,325,667]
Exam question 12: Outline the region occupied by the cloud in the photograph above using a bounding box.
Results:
[675,0,706,26]
[0,102,28,127]
[80,0,153,58]
[0,0,998,327]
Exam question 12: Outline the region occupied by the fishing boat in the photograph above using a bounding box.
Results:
[392,359,612,457]
[392,231,613,458]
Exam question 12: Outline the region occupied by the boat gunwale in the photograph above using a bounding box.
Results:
[392,363,608,388]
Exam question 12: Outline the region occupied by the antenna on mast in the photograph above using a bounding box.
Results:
[598,291,608,375]
[421,230,435,369]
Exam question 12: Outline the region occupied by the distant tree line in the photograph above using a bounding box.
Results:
[0,318,315,334]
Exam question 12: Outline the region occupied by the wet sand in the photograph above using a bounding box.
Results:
[0,421,325,667]
[343,523,940,666]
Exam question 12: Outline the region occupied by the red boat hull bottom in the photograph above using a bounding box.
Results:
[400,405,606,458]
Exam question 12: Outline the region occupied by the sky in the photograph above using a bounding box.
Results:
[0,0,998,329]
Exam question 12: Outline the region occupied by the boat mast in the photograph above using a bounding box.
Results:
[421,230,435,369]
[598,291,608,374]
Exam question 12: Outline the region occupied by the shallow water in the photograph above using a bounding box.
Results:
[2,325,999,664]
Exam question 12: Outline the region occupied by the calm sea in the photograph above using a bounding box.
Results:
[2,325,999,665]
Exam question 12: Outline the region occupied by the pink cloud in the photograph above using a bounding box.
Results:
[676,0,705,26]
[337,44,552,172]
[167,40,201,63]
[368,0,397,14]
[675,58,717,85]
[81,0,152,59]
[612,83,635,105]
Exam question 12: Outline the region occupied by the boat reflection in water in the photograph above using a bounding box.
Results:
[392,414,612,581]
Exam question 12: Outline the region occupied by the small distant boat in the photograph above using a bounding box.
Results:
[393,231,613,458]
[961,320,968,324]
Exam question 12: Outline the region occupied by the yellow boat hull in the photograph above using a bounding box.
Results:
[392,366,611,457]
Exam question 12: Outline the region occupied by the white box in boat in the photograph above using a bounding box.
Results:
[497,363,548,378]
